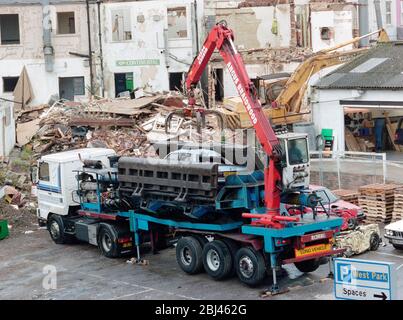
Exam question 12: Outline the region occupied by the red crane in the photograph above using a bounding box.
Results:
[183,22,298,228]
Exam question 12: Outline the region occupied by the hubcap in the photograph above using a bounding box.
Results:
[206,249,220,271]
[102,233,113,252]
[50,221,60,239]
[180,247,192,266]
[239,256,254,278]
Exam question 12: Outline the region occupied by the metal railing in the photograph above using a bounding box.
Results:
[309,151,393,190]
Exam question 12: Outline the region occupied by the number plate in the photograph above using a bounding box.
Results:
[295,243,331,258]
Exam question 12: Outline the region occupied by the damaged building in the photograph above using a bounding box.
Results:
[0,0,98,104]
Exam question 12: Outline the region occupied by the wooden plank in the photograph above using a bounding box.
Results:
[385,113,402,151]
[344,127,361,151]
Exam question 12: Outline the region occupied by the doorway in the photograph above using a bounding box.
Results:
[114,72,133,97]
[169,72,184,91]
[214,68,224,102]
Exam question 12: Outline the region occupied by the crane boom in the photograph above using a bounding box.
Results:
[185,22,283,216]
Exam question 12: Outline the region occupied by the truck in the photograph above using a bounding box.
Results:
[36,23,344,294]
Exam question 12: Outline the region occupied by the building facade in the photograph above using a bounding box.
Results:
[0,0,98,105]
[100,0,204,98]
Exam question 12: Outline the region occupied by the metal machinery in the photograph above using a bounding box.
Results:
[39,23,346,294]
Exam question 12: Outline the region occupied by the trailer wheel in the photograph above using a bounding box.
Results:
[193,234,208,247]
[48,214,71,244]
[294,258,320,273]
[235,247,266,287]
[176,237,203,274]
[202,240,233,280]
[221,238,240,276]
[369,233,380,251]
[98,224,120,258]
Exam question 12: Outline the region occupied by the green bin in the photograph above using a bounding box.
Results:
[0,220,9,240]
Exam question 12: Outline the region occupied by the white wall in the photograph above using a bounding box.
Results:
[101,0,201,97]
[312,87,403,152]
[0,101,15,158]
[311,10,354,52]
[368,0,397,40]
[0,58,90,105]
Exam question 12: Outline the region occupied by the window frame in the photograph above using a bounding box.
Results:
[56,11,76,35]
[0,14,21,45]
[167,5,190,40]
[385,1,392,25]
[2,76,19,93]
[38,162,50,182]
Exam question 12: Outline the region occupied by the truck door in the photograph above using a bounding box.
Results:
[37,161,65,217]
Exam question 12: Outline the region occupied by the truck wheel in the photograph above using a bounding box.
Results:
[98,224,119,258]
[393,244,403,250]
[221,238,240,276]
[193,234,208,247]
[235,247,266,287]
[48,214,71,244]
[294,258,320,273]
[369,233,380,251]
[202,240,232,280]
[176,236,203,274]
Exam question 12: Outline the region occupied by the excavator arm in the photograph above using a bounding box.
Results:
[185,22,285,218]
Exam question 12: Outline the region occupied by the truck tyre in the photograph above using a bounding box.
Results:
[202,240,232,280]
[221,238,240,276]
[193,234,208,247]
[98,224,120,258]
[48,214,72,244]
[176,236,203,274]
[235,247,266,287]
[369,233,380,251]
[294,258,320,273]
[393,244,403,250]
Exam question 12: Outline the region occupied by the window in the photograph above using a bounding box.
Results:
[320,27,332,40]
[386,1,392,25]
[2,76,19,92]
[38,162,50,182]
[111,9,132,41]
[57,12,75,34]
[59,77,85,100]
[0,14,20,45]
[287,138,309,165]
[167,7,188,39]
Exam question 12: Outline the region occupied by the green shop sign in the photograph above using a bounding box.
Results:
[116,59,160,66]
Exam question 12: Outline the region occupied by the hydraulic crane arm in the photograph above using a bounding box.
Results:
[186,22,284,217]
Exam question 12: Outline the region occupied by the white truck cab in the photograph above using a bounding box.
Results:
[36,148,116,224]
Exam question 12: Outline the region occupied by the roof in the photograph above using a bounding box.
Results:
[314,42,403,90]
[42,148,115,162]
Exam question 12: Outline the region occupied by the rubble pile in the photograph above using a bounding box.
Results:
[13,91,219,158]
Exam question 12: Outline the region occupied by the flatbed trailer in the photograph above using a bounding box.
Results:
[72,208,343,293]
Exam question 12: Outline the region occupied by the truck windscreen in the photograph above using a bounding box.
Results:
[287,138,309,165]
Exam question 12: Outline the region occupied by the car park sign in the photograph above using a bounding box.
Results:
[334,258,396,300]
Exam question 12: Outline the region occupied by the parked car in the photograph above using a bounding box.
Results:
[384,220,403,250]
[286,186,366,231]
[394,118,403,145]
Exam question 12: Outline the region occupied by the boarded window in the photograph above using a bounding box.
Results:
[111,9,132,41]
[57,12,75,34]
[59,76,85,100]
[2,76,19,92]
[167,7,188,39]
[0,14,20,45]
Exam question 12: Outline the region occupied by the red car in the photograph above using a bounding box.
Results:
[286,185,365,231]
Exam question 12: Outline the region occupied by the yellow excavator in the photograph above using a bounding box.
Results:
[260,28,390,123]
